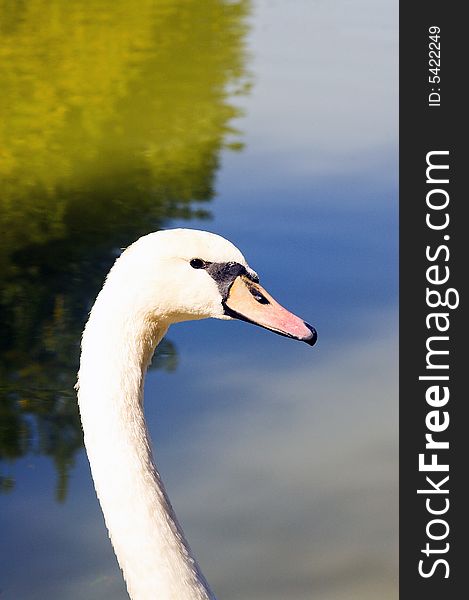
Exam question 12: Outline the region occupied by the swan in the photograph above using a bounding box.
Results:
[77,228,316,600]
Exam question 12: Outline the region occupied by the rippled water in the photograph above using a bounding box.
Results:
[0,1,397,598]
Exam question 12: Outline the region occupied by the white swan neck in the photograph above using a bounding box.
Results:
[77,298,215,600]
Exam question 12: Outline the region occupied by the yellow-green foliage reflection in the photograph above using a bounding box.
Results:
[0,0,250,499]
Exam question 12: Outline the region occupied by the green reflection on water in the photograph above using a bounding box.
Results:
[0,0,250,500]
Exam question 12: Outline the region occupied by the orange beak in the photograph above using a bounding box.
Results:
[223,275,317,346]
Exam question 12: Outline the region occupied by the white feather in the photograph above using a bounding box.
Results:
[77,229,252,600]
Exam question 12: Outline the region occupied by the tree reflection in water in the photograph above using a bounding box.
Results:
[0,0,250,500]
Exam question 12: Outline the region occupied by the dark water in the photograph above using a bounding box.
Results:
[0,1,397,598]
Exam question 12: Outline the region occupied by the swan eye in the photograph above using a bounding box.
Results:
[190,258,206,269]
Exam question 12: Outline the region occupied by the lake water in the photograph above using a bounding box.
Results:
[0,1,398,598]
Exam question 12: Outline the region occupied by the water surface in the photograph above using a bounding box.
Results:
[0,1,397,598]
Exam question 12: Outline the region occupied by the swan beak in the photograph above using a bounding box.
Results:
[223,276,317,346]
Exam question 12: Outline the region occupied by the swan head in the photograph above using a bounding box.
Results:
[106,229,317,345]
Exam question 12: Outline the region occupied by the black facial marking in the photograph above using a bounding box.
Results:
[190,258,258,300]
[206,261,247,299]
